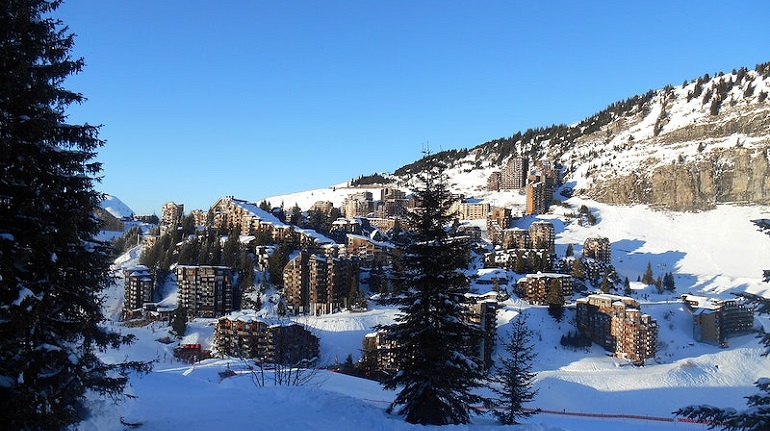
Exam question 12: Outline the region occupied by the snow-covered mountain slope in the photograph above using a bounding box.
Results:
[380,63,770,211]
[100,194,135,219]
[94,198,770,431]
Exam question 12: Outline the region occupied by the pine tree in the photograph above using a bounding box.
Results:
[623,277,632,295]
[377,155,484,425]
[490,312,539,425]
[171,307,188,338]
[642,261,655,285]
[571,258,586,280]
[0,2,150,429]
[675,293,770,430]
[600,273,613,293]
[663,272,676,292]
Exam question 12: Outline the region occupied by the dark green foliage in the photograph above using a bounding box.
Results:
[623,277,632,295]
[268,242,293,286]
[0,2,150,429]
[378,155,484,425]
[288,203,302,226]
[655,275,664,294]
[600,273,613,293]
[710,98,721,116]
[393,148,470,177]
[642,262,655,285]
[305,206,342,236]
[560,330,593,348]
[546,280,565,321]
[110,226,143,257]
[675,293,770,430]
[171,307,188,338]
[565,243,574,257]
[757,61,770,79]
[181,213,196,236]
[571,258,586,280]
[350,173,392,186]
[258,200,271,212]
[339,353,356,375]
[758,91,768,103]
[663,272,675,292]
[490,313,539,425]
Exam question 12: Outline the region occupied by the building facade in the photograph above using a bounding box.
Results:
[526,181,548,215]
[214,312,319,365]
[576,294,658,365]
[516,272,573,305]
[583,237,612,264]
[487,206,513,245]
[682,294,754,345]
[160,201,184,235]
[500,157,529,190]
[176,265,235,318]
[529,221,555,251]
[123,265,154,318]
[282,250,359,316]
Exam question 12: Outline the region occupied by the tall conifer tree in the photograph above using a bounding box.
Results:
[0,2,149,429]
[490,312,539,425]
[378,154,484,425]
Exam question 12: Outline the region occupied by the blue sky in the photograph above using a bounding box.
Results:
[58,1,770,215]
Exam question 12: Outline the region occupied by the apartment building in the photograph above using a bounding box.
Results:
[450,201,491,221]
[501,157,529,190]
[189,208,207,227]
[484,248,552,273]
[346,234,394,266]
[487,206,513,245]
[502,228,531,250]
[282,250,359,316]
[487,171,502,192]
[583,237,612,264]
[467,297,498,370]
[456,224,482,242]
[342,192,374,218]
[526,181,548,215]
[516,272,573,305]
[175,265,235,318]
[210,196,334,248]
[576,294,658,365]
[123,265,154,318]
[529,220,555,251]
[214,312,319,365]
[160,201,184,235]
[682,294,754,345]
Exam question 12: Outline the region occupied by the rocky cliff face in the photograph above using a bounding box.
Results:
[559,66,770,211]
[589,147,770,211]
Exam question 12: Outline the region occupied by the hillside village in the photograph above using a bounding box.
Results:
[110,160,759,374]
[95,63,770,428]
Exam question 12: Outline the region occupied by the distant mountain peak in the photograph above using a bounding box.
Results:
[100,194,135,219]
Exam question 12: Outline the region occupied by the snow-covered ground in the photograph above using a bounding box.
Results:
[83,201,770,431]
